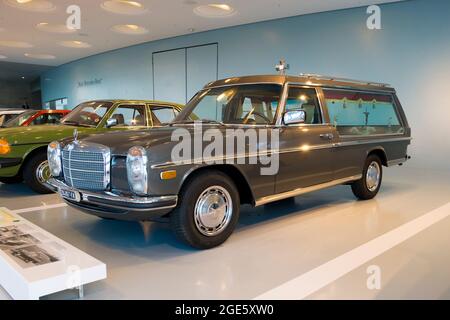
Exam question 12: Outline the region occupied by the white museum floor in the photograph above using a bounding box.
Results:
[0,165,449,300]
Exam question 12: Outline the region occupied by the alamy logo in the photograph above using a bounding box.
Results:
[66,265,82,290]
[171,122,280,175]
[366,265,381,290]
[366,5,382,30]
[66,5,81,30]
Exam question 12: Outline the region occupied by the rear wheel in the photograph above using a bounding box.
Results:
[170,171,240,249]
[23,152,53,194]
[351,155,383,200]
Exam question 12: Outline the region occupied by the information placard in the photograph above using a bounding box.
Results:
[0,207,107,300]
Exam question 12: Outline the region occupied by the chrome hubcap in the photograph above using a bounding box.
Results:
[36,160,51,185]
[194,186,233,237]
[366,161,381,192]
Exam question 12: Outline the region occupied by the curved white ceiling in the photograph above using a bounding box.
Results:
[0,0,403,66]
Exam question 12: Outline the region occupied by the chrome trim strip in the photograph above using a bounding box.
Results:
[298,73,391,88]
[49,178,178,209]
[339,133,408,138]
[255,175,362,206]
[151,143,334,169]
[387,158,406,166]
[334,137,412,147]
[151,137,411,169]
[204,81,284,90]
[62,167,104,174]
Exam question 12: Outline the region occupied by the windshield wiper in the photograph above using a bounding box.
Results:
[62,120,79,126]
[62,121,93,128]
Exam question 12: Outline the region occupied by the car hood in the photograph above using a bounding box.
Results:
[0,124,92,146]
[76,126,184,156]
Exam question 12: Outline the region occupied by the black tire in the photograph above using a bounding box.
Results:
[351,155,383,200]
[23,152,53,194]
[170,170,240,249]
[0,175,23,184]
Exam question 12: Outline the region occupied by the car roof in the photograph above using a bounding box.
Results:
[0,109,26,114]
[204,74,396,93]
[79,100,184,108]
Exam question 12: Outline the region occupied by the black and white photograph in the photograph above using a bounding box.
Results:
[0,233,40,250]
[0,226,25,239]
[6,244,60,269]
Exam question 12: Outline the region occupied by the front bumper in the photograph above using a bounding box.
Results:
[48,178,178,221]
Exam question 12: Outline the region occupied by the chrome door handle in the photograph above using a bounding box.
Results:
[320,133,334,140]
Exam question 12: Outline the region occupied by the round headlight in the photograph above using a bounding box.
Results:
[0,138,11,155]
[47,141,62,177]
[126,146,148,195]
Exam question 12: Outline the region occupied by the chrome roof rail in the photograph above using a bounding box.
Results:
[299,73,391,88]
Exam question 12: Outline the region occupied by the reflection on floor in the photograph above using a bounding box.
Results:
[0,166,449,300]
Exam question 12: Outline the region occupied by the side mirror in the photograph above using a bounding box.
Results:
[106,118,118,128]
[283,110,306,125]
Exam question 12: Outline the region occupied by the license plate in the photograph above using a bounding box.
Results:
[60,188,81,202]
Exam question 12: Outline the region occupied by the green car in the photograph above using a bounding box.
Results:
[0,100,183,193]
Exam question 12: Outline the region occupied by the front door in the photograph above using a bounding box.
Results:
[275,86,335,194]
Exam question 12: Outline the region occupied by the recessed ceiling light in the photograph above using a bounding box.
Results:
[36,22,76,34]
[0,40,33,48]
[0,55,7,59]
[24,53,56,60]
[193,3,235,18]
[111,24,149,35]
[101,0,148,15]
[4,0,56,12]
[59,40,92,48]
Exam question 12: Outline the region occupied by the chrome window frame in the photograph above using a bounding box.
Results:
[63,101,115,129]
[178,82,284,128]
[320,87,406,139]
[275,82,328,127]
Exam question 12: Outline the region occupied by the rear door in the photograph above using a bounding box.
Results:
[275,85,335,193]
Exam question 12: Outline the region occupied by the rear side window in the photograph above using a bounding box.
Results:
[31,113,65,125]
[151,106,179,126]
[323,89,404,136]
[109,105,147,127]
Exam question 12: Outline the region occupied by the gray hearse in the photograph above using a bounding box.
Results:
[48,74,411,249]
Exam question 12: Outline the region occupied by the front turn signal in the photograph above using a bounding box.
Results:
[0,139,11,155]
[160,170,177,180]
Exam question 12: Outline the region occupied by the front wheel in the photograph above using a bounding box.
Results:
[351,155,383,200]
[170,171,240,249]
[23,153,53,194]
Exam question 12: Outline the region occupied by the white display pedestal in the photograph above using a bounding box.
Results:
[0,207,107,300]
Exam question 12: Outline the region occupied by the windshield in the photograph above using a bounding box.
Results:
[174,84,282,125]
[61,101,113,127]
[3,110,36,128]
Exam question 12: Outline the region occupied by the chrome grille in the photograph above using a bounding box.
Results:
[62,142,110,191]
